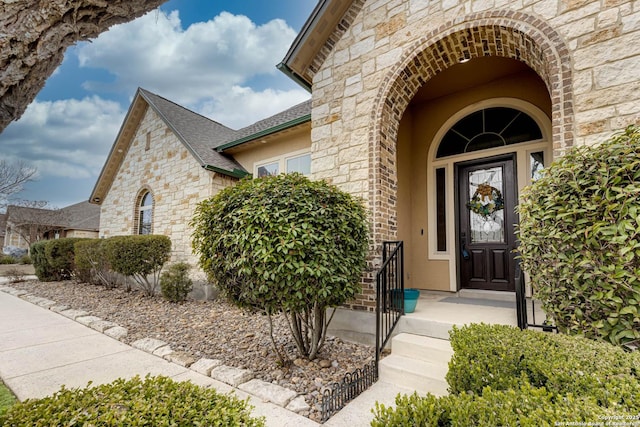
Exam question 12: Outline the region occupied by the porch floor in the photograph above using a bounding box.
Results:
[402,290,548,329]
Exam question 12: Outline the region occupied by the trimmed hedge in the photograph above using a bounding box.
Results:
[30,241,54,281]
[30,238,86,281]
[74,238,119,288]
[0,375,265,426]
[372,324,640,426]
[44,238,85,281]
[447,324,640,410]
[104,235,171,296]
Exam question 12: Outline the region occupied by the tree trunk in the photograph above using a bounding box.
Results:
[0,0,168,133]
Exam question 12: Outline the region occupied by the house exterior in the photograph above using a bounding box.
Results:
[92,0,639,328]
[3,201,100,255]
[90,89,311,283]
[276,0,640,309]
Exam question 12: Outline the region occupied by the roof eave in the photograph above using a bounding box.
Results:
[276,62,312,91]
[216,114,311,153]
[203,165,250,179]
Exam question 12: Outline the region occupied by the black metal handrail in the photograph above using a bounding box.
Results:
[318,241,404,423]
[375,241,404,373]
[515,257,557,332]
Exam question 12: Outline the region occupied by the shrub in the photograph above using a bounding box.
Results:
[446,324,640,411]
[372,384,617,427]
[5,267,25,283]
[74,239,118,288]
[104,235,171,296]
[191,173,369,361]
[30,241,55,281]
[517,125,640,345]
[0,381,16,418]
[0,255,15,264]
[0,375,265,426]
[373,324,639,426]
[18,254,31,265]
[160,262,193,302]
[44,238,86,281]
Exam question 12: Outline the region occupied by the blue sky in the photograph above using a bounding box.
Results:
[0,0,316,209]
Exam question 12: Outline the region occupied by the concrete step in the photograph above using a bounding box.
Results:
[390,333,453,364]
[397,315,455,340]
[378,354,449,396]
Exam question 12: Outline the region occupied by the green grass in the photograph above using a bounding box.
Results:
[0,381,17,416]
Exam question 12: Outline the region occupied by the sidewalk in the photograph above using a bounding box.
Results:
[0,280,407,426]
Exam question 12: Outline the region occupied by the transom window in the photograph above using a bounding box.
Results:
[256,152,311,178]
[436,107,542,158]
[137,191,153,235]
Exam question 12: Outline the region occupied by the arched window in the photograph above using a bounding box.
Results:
[436,107,542,158]
[137,191,153,235]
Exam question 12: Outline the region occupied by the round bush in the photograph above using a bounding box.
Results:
[191,173,369,359]
[517,126,640,345]
[160,262,193,302]
[0,375,265,426]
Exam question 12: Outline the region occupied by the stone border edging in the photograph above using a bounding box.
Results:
[0,285,311,414]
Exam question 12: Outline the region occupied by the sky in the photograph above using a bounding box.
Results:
[0,0,316,209]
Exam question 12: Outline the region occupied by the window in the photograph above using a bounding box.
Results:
[436,167,446,252]
[530,151,545,181]
[255,152,311,177]
[257,162,279,177]
[286,154,311,175]
[437,107,542,158]
[137,191,153,235]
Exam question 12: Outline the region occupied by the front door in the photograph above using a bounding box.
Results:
[457,155,517,291]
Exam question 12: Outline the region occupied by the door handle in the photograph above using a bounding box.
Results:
[461,232,470,260]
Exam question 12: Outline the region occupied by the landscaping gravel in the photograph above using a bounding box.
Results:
[9,280,373,421]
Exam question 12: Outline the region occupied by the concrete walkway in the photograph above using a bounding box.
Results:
[0,280,409,426]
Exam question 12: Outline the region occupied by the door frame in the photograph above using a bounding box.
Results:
[426,98,552,293]
[454,153,518,292]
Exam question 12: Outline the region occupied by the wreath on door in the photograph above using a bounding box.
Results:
[467,183,504,219]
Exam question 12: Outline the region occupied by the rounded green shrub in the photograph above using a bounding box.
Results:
[0,375,265,426]
[446,324,640,411]
[104,235,171,296]
[517,125,640,345]
[160,262,193,302]
[191,173,369,360]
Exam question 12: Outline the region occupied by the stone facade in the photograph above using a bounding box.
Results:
[99,106,237,274]
[309,0,640,309]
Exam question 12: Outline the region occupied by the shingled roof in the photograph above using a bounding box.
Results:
[58,201,100,231]
[216,99,312,152]
[138,89,247,176]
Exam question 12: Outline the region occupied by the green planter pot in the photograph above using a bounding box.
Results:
[404,288,420,313]
[391,288,421,313]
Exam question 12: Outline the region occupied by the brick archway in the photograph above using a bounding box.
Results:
[369,10,573,248]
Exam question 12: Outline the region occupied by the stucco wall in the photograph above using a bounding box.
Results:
[99,106,237,273]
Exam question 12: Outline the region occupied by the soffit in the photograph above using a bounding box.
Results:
[282,0,355,86]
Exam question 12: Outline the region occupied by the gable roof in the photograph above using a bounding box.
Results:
[138,89,245,174]
[5,202,99,232]
[57,201,100,231]
[216,99,312,152]
[90,88,248,204]
[278,0,360,89]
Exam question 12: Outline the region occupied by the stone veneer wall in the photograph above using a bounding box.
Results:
[99,106,237,278]
[310,0,640,310]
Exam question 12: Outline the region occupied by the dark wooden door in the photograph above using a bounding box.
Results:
[457,155,517,292]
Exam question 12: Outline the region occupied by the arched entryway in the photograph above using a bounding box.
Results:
[370,11,573,294]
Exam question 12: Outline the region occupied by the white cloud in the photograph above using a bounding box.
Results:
[199,86,309,129]
[77,10,300,106]
[0,97,125,180]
